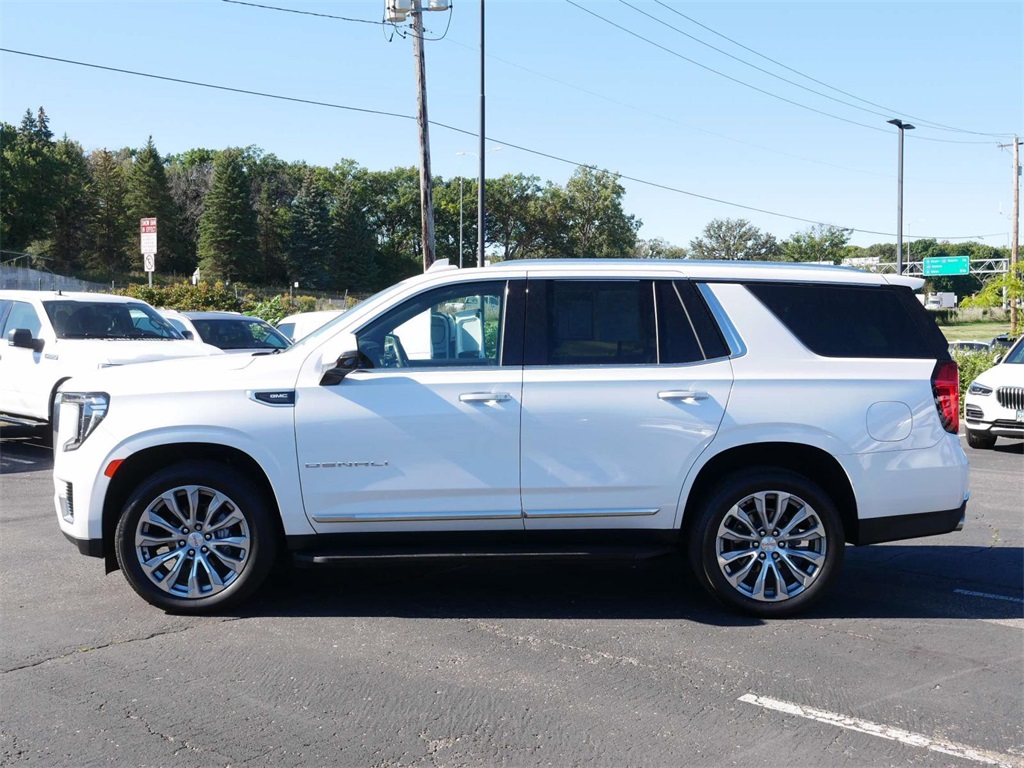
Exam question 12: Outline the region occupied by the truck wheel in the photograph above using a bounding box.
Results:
[966,429,996,450]
[688,468,844,618]
[115,462,277,614]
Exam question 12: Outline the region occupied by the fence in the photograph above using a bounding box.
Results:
[0,266,112,293]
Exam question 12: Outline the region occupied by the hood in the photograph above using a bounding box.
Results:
[974,360,1024,389]
[61,348,296,396]
[55,337,223,367]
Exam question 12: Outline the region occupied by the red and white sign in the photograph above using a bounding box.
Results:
[140,217,157,255]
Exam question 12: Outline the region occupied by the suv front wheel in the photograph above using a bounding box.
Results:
[115,462,277,614]
[689,469,844,618]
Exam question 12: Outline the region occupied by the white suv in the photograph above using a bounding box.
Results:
[0,290,221,427]
[964,334,1024,449]
[52,261,969,617]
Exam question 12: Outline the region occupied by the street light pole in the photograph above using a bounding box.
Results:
[457,146,501,268]
[888,118,915,275]
[478,0,486,268]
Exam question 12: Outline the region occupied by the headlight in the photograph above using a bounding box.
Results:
[967,381,993,396]
[60,392,109,451]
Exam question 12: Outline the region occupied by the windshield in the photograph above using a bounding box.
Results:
[1003,338,1024,364]
[44,300,184,340]
[192,317,292,350]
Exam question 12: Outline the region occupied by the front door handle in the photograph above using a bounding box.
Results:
[460,392,511,403]
[658,390,709,403]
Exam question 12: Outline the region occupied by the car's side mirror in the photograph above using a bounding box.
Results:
[994,353,1004,364]
[8,328,43,352]
[182,330,194,340]
[320,349,371,386]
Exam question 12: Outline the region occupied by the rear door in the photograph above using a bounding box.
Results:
[520,277,733,531]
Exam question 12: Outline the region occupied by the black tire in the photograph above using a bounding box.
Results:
[115,461,277,614]
[966,429,997,450]
[687,468,844,618]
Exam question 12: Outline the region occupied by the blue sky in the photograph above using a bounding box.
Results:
[1,1,1021,250]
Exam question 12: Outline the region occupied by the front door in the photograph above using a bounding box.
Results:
[294,279,526,533]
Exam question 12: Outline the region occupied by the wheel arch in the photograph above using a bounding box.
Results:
[101,443,286,573]
[680,442,859,546]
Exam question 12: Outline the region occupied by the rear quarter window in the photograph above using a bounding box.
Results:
[746,282,949,359]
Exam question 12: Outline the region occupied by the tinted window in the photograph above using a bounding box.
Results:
[526,280,656,366]
[656,281,703,364]
[43,301,182,340]
[2,301,42,337]
[747,283,947,359]
[357,280,514,368]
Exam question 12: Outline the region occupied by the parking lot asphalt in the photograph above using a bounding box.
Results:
[1,426,1021,768]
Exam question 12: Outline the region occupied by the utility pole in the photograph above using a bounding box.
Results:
[477,0,486,268]
[998,137,1021,335]
[411,0,436,272]
[888,119,914,275]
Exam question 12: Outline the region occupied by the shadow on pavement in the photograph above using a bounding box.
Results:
[0,425,53,474]
[232,544,1023,626]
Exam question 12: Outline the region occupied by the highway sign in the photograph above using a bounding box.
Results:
[923,256,969,276]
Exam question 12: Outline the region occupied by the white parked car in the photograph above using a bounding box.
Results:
[0,290,221,427]
[276,310,345,341]
[963,334,1024,449]
[52,260,968,617]
[159,310,292,354]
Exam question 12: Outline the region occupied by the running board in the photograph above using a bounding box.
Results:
[0,414,47,428]
[292,543,676,567]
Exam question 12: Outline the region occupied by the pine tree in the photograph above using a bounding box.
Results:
[126,136,189,274]
[197,149,259,282]
[287,170,335,290]
[41,136,94,273]
[84,149,132,274]
[0,108,60,251]
[331,185,378,292]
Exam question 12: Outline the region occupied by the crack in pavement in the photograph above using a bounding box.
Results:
[1,618,242,674]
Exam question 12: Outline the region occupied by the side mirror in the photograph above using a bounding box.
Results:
[8,328,43,352]
[993,353,1004,365]
[320,349,371,386]
[182,330,194,340]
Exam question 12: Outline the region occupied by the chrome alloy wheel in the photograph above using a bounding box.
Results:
[714,490,827,602]
[134,485,251,599]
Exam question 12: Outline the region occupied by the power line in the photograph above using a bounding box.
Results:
[0,47,1004,241]
[651,0,1014,139]
[566,0,996,146]
[220,0,385,26]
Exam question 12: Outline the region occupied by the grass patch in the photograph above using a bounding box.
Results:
[938,321,1011,342]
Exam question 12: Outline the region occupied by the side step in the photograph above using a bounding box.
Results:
[0,414,48,428]
[293,543,676,567]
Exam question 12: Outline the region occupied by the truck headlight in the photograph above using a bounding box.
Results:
[967,381,993,396]
[60,392,110,451]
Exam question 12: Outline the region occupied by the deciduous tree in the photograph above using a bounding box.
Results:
[689,218,780,261]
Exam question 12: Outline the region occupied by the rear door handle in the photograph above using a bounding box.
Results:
[460,392,512,403]
[658,390,709,403]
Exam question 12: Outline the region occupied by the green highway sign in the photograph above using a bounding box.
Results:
[922,256,970,276]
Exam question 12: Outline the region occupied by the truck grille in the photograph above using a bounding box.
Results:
[996,387,1024,410]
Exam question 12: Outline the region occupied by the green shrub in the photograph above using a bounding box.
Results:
[951,349,999,410]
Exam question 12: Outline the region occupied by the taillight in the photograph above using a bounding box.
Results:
[932,360,959,434]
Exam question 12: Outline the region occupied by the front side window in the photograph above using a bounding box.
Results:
[2,301,42,338]
[357,281,510,369]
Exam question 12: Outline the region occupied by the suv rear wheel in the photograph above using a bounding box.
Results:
[689,469,844,618]
[115,462,277,614]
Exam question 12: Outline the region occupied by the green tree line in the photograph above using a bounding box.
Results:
[1,107,1014,300]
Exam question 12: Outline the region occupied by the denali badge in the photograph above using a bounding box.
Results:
[305,461,390,469]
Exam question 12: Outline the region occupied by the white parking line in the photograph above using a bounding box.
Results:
[955,589,1024,604]
[0,456,35,465]
[738,693,1024,768]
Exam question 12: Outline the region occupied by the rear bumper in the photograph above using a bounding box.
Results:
[854,502,966,546]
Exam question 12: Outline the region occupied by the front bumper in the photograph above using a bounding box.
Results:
[62,530,105,558]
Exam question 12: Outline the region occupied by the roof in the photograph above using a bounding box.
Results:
[0,290,147,303]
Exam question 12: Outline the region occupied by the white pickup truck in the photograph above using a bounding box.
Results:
[0,290,221,427]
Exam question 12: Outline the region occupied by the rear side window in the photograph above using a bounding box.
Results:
[747,282,949,359]
[525,280,657,366]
